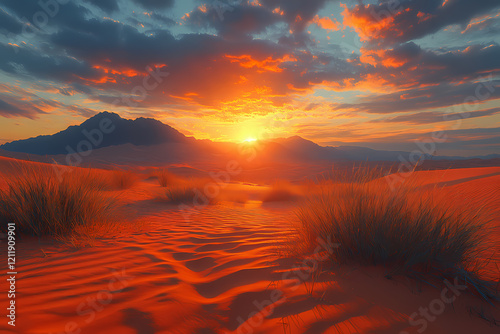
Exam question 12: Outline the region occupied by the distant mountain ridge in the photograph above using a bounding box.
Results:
[0,112,190,155]
[1,112,499,162]
[273,136,431,162]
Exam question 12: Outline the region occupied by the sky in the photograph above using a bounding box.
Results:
[0,0,499,156]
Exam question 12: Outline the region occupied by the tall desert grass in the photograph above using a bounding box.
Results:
[261,180,299,203]
[160,177,218,205]
[65,168,138,190]
[70,167,110,191]
[290,167,497,300]
[109,170,139,190]
[155,169,178,187]
[0,164,119,238]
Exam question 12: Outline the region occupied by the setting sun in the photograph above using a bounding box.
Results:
[0,0,499,333]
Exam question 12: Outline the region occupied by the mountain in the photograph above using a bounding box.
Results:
[0,112,190,155]
[273,136,349,161]
[274,137,500,162]
[274,137,431,162]
[333,146,429,162]
[1,112,498,163]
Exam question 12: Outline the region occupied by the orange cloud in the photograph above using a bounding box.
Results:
[272,7,284,16]
[92,65,147,78]
[360,48,408,68]
[73,65,150,85]
[224,54,297,73]
[341,3,397,42]
[461,12,500,34]
[198,4,208,13]
[311,15,340,31]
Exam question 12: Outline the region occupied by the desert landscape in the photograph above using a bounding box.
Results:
[1,0,500,333]
[0,130,499,333]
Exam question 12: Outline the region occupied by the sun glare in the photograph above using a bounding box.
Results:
[243,137,257,143]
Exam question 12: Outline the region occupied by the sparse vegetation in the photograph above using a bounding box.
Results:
[109,170,139,190]
[290,167,497,300]
[0,164,119,238]
[164,186,200,204]
[261,180,299,202]
[160,177,218,205]
[71,168,110,191]
[155,169,178,187]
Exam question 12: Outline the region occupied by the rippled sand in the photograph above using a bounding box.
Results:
[1,165,499,334]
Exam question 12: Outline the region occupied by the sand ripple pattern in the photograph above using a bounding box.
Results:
[1,203,498,334]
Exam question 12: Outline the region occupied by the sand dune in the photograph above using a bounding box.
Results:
[0,165,499,334]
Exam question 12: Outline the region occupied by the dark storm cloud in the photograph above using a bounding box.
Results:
[297,55,363,89]
[336,79,500,114]
[48,15,298,69]
[371,107,500,125]
[0,98,25,117]
[261,0,331,31]
[149,12,177,26]
[69,83,94,95]
[3,2,493,114]
[0,83,100,119]
[83,0,120,13]
[188,3,280,38]
[357,42,500,89]
[0,7,23,35]
[44,15,325,107]
[0,42,98,82]
[126,12,176,30]
[1,0,90,31]
[0,0,104,49]
[50,22,239,69]
[343,0,500,47]
[0,0,497,122]
[0,0,333,109]
[0,96,47,119]
[188,0,332,37]
[132,0,175,10]
[413,43,500,85]
[461,14,500,36]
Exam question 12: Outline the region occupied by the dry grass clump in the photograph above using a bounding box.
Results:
[155,169,179,187]
[164,186,200,204]
[291,167,497,300]
[161,178,219,205]
[68,168,138,191]
[109,170,139,190]
[261,180,299,203]
[0,164,119,238]
[71,168,110,191]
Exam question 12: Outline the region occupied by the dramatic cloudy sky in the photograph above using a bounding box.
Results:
[0,0,499,156]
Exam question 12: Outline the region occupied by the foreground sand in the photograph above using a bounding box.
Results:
[0,164,499,333]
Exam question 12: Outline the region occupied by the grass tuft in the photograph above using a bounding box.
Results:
[290,167,497,300]
[0,163,119,238]
[109,170,139,190]
[160,178,218,205]
[154,169,179,187]
[261,180,299,203]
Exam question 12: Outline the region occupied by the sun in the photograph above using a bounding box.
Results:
[243,137,257,143]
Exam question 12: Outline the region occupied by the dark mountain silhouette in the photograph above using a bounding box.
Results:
[273,137,499,161]
[0,112,191,155]
[333,146,427,162]
[1,112,498,163]
[274,136,429,162]
[274,136,349,161]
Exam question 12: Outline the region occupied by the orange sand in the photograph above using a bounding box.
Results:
[0,161,499,334]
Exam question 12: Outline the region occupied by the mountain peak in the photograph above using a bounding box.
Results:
[276,136,321,148]
[0,112,189,155]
